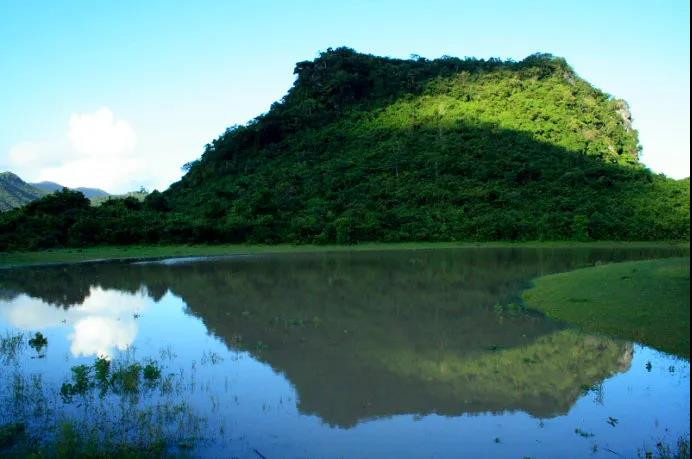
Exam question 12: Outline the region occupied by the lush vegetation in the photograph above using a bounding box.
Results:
[1,335,203,457]
[522,257,691,358]
[0,172,46,211]
[0,48,689,250]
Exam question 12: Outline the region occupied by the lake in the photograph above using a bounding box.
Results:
[0,247,689,458]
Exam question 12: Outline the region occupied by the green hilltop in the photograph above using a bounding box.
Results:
[0,48,689,250]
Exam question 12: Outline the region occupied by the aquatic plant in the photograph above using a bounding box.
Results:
[28,332,48,353]
[493,302,527,316]
[0,332,23,363]
[142,361,162,384]
[1,348,206,456]
[0,422,25,449]
[200,350,224,365]
[110,362,142,395]
[94,356,111,385]
[60,364,92,401]
[638,436,691,459]
[575,427,595,438]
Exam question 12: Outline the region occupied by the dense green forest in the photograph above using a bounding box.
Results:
[0,48,688,250]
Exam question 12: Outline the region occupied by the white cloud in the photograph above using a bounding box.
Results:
[68,107,136,157]
[8,141,47,167]
[5,107,149,193]
[36,156,147,193]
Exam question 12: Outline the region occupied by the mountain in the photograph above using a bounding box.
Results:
[0,172,46,211]
[0,174,111,213]
[164,48,689,243]
[0,48,688,250]
[31,181,110,199]
[28,181,63,193]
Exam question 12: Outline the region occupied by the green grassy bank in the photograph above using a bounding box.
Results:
[0,241,688,269]
[522,257,691,358]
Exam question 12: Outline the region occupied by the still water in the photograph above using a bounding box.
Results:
[0,248,689,458]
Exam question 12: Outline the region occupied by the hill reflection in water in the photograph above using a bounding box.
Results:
[0,247,681,427]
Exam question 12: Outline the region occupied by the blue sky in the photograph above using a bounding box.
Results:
[0,0,689,192]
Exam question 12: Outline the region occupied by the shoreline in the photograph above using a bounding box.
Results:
[1,240,689,269]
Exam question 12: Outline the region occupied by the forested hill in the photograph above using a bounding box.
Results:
[0,48,689,250]
[165,48,688,242]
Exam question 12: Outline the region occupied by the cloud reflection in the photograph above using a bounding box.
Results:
[0,287,152,358]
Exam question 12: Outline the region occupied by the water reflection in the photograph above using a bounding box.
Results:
[0,287,149,358]
[0,247,683,426]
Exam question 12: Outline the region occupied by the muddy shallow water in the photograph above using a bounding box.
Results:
[0,247,689,457]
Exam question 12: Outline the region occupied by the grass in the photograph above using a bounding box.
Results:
[522,257,690,358]
[27,332,48,353]
[0,328,687,457]
[0,423,25,449]
[2,346,203,457]
[0,332,24,363]
[638,436,690,459]
[0,241,688,268]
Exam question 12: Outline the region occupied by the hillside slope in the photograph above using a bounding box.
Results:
[0,172,46,211]
[165,48,689,243]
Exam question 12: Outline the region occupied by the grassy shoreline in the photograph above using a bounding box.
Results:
[0,241,689,269]
[522,257,691,358]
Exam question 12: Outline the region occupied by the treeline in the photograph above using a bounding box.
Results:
[0,48,689,251]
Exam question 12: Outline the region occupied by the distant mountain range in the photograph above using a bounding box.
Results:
[30,181,110,199]
[0,172,111,211]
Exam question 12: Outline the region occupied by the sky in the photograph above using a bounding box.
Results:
[0,0,689,193]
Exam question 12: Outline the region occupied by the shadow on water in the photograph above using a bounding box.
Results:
[0,246,685,429]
